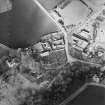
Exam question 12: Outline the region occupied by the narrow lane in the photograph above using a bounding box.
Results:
[33,0,74,63]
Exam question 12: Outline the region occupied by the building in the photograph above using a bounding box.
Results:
[72,33,89,51]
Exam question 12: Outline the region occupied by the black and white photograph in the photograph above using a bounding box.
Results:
[0,0,105,105]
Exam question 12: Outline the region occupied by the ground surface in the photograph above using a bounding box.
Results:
[66,85,105,105]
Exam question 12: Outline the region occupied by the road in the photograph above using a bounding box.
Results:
[33,0,75,63]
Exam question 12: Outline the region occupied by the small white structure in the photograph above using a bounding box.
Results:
[41,42,51,51]
[0,0,12,13]
[92,74,100,83]
[40,51,49,57]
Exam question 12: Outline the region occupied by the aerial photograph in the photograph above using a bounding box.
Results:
[0,0,105,105]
